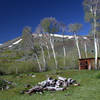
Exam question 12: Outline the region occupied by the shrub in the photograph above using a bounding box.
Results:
[46,56,56,70]
[95,72,100,79]
[0,79,7,90]
[0,61,39,75]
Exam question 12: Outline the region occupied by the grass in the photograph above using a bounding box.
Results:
[0,70,100,100]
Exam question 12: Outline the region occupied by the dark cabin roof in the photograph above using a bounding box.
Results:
[79,57,100,61]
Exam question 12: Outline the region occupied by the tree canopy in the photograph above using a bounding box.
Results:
[22,26,34,50]
[40,17,60,34]
[68,23,82,34]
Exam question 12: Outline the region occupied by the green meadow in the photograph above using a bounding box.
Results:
[0,70,100,100]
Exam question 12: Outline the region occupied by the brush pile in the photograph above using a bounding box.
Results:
[24,76,80,95]
[0,79,15,91]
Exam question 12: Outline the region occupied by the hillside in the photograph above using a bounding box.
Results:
[0,34,99,74]
[0,34,94,51]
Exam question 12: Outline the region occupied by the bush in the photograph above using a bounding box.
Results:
[95,72,100,79]
[46,57,56,70]
[0,61,39,75]
[0,79,7,90]
[63,49,79,69]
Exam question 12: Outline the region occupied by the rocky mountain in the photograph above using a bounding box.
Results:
[0,33,96,59]
[0,34,90,50]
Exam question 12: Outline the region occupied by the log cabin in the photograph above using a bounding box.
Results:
[79,58,100,70]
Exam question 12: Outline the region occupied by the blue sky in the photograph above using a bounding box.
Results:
[0,0,91,43]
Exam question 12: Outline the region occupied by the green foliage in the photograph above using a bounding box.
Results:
[68,23,82,34]
[41,18,51,33]
[0,79,7,89]
[95,72,100,79]
[46,57,56,70]
[40,17,60,34]
[83,0,100,34]
[1,70,100,100]
[65,49,79,69]
[57,56,65,69]
[85,12,93,22]
[16,51,25,57]
[45,48,79,70]
[22,26,34,50]
[0,61,39,74]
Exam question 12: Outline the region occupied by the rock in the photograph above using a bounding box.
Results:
[20,90,25,94]
[6,86,10,89]
[32,75,36,78]
[24,84,31,88]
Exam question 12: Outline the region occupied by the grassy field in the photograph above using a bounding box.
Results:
[0,70,100,100]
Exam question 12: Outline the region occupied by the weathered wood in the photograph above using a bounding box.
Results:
[25,76,80,95]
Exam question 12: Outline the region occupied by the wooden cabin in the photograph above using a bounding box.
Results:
[79,58,100,70]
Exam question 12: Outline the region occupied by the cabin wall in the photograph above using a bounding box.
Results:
[79,59,100,70]
[90,59,95,69]
[98,60,100,69]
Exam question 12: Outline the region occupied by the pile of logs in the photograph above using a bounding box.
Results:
[25,76,80,95]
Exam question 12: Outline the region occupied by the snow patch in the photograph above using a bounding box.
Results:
[50,34,63,38]
[13,39,22,45]
[37,34,75,39]
[8,39,22,48]
[9,45,13,48]
[83,37,88,39]
[35,33,86,40]
[67,36,74,39]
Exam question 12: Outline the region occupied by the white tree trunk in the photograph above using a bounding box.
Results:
[35,54,42,72]
[93,9,98,69]
[63,46,66,67]
[46,42,51,59]
[94,36,98,69]
[97,38,99,53]
[62,32,66,68]
[50,36,58,69]
[40,45,46,71]
[84,42,87,58]
[74,34,81,59]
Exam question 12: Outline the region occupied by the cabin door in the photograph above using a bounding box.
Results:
[85,61,88,69]
[80,60,88,69]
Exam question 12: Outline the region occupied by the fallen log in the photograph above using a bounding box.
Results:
[25,85,44,95]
